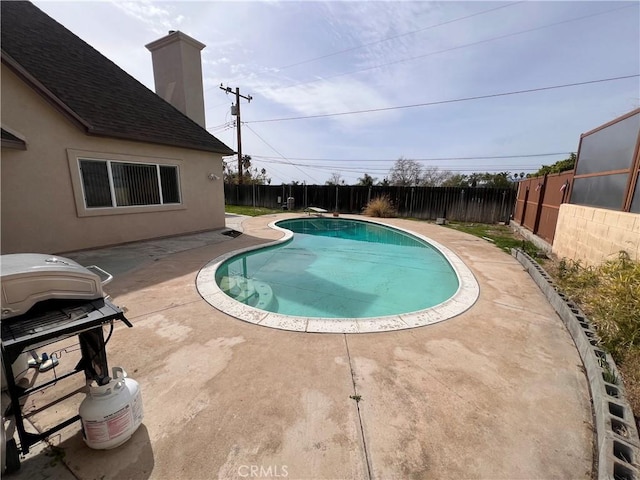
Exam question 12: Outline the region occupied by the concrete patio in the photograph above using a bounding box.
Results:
[9,214,593,479]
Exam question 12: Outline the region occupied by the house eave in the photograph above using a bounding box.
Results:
[1,138,26,150]
[86,128,235,155]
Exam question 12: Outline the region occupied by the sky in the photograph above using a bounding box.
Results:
[33,0,640,185]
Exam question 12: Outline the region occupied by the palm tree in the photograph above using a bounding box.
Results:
[357,173,377,186]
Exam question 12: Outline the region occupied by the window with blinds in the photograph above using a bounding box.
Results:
[79,159,181,208]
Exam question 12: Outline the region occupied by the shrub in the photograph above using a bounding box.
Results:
[553,251,640,417]
[619,349,640,416]
[363,195,396,218]
[556,252,640,357]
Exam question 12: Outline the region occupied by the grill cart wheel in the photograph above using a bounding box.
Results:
[5,438,21,473]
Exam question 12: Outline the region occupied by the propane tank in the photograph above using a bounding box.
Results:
[79,367,143,450]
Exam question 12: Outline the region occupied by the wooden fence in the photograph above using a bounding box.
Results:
[513,170,574,244]
[225,184,516,224]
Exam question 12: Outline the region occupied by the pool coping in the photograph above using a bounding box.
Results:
[196,216,480,333]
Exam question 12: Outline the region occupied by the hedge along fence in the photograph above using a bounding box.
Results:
[225,184,517,224]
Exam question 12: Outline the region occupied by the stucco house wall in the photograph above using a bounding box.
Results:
[1,64,225,254]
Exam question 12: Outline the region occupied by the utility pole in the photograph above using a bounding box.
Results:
[220,84,252,184]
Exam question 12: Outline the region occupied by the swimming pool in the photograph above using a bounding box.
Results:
[197,217,479,333]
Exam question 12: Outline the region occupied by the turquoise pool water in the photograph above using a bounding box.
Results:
[214,218,459,318]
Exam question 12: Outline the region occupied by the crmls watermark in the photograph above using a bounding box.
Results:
[237,465,289,478]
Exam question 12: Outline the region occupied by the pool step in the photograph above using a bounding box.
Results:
[219,276,275,310]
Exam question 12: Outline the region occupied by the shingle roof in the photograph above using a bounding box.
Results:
[1,1,233,155]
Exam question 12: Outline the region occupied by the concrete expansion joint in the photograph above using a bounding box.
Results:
[512,248,640,480]
[127,298,203,321]
[343,334,373,480]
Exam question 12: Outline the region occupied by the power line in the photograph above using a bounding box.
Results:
[251,155,553,170]
[299,165,541,175]
[250,152,573,162]
[205,100,232,113]
[277,4,635,90]
[264,165,292,184]
[246,74,639,124]
[262,160,542,172]
[277,1,523,70]
[244,123,322,184]
[251,163,290,184]
[241,154,545,182]
[223,155,290,184]
[247,150,573,179]
[207,121,235,133]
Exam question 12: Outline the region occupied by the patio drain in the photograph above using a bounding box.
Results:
[221,229,242,238]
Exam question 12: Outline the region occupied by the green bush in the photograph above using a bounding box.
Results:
[619,349,640,417]
[553,251,640,417]
[556,252,640,356]
[363,195,396,218]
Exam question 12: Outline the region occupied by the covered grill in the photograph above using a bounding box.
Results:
[1,254,131,472]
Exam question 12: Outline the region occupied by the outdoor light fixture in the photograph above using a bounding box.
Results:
[208,173,220,181]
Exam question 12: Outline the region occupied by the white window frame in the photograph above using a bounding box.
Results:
[67,149,186,218]
[78,159,181,209]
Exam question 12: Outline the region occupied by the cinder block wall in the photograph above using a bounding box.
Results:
[553,204,640,265]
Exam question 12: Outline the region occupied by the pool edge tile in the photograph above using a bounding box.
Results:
[306,318,359,334]
[258,314,308,332]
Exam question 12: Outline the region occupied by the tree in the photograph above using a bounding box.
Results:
[489,171,512,188]
[247,167,270,185]
[356,173,377,187]
[325,172,344,186]
[528,153,576,178]
[223,161,270,185]
[222,162,236,184]
[388,157,422,186]
[441,172,516,188]
[421,167,454,187]
[442,174,470,188]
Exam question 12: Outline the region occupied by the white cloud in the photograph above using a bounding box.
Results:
[255,78,400,128]
[110,0,175,35]
[202,57,231,67]
[322,1,434,67]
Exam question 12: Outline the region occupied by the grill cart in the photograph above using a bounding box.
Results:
[1,254,131,473]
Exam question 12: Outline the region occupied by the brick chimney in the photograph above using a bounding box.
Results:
[145,31,206,128]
